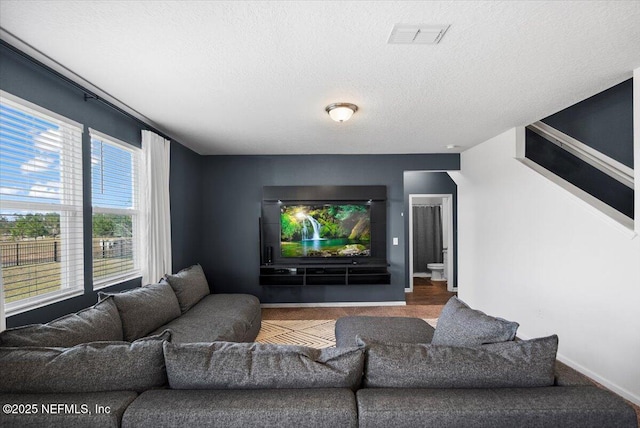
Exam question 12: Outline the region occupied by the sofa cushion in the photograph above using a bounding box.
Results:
[0,331,170,394]
[122,389,358,428]
[99,280,181,341]
[0,391,138,428]
[0,296,123,347]
[431,296,519,346]
[164,264,210,313]
[151,293,261,343]
[356,386,638,428]
[335,316,435,347]
[164,341,364,390]
[359,335,558,388]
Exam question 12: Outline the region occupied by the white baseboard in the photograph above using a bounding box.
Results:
[555,353,640,406]
[261,301,406,308]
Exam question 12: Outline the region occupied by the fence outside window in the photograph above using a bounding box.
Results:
[0,238,133,268]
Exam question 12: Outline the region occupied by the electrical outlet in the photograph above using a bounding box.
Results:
[393,237,399,245]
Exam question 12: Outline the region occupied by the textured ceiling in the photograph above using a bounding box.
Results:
[1,1,639,155]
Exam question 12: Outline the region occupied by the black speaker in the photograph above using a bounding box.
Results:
[265,246,273,264]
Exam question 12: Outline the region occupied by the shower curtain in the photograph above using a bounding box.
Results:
[412,205,443,273]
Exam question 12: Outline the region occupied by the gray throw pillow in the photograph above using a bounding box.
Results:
[99,280,181,341]
[164,264,210,313]
[359,334,558,388]
[0,331,171,394]
[163,341,365,390]
[431,296,519,346]
[0,296,123,347]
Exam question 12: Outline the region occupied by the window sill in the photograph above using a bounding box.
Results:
[5,288,84,318]
[93,272,142,291]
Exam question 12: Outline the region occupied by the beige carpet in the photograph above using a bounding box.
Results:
[256,319,438,348]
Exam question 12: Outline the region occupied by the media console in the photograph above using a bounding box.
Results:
[260,185,390,287]
[259,263,390,287]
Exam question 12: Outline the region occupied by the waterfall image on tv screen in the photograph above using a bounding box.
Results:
[280,204,371,258]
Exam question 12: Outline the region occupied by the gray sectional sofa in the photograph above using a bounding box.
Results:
[1,274,637,428]
[340,298,638,428]
[0,264,262,427]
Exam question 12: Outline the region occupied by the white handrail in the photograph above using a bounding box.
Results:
[526,121,634,189]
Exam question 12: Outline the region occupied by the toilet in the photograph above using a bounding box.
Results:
[427,263,446,281]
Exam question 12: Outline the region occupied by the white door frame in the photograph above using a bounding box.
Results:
[407,193,455,292]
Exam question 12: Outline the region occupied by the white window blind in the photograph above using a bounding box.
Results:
[0,91,84,315]
[90,129,141,287]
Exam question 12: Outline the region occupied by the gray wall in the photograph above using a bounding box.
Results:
[1,43,202,326]
[404,171,458,287]
[170,142,204,274]
[199,154,459,304]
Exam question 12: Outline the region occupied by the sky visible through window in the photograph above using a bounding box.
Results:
[0,103,133,210]
[0,103,62,205]
[91,139,134,209]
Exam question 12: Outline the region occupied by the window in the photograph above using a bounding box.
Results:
[0,91,84,314]
[90,129,141,287]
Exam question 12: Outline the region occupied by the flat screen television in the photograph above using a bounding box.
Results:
[280,203,371,258]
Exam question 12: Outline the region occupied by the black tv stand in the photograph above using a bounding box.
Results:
[259,263,390,287]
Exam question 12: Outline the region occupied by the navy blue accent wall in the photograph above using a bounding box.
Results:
[541,78,633,168]
[199,154,459,304]
[1,44,202,326]
[169,142,204,274]
[1,42,459,322]
[404,171,458,288]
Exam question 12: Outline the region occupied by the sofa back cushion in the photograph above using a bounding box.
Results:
[99,280,181,341]
[0,331,170,394]
[431,296,519,346]
[0,296,123,347]
[164,341,364,390]
[164,264,210,313]
[359,335,557,388]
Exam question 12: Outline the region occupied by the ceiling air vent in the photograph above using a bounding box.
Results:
[388,24,450,44]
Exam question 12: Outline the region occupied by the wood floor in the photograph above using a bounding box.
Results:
[406,278,457,305]
[262,277,456,320]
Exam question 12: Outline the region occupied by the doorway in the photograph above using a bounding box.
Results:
[408,194,455,292]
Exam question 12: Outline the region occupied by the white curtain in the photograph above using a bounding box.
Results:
[140,130,172,284]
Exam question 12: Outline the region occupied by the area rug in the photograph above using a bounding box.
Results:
[256,319,438,348]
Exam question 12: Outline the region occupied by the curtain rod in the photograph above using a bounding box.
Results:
[0,38,173,142]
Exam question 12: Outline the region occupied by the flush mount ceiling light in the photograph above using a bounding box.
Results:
[325,103,358,122]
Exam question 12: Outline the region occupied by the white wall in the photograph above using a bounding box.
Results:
[450,127,640,405]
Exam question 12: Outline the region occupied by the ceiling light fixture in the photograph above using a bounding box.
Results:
[325,103,358,122]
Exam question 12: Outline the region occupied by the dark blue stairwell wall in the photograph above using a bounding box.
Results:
[526,78,634,219]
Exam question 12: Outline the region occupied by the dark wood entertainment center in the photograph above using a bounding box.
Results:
[259,263,391,286]
[260,185,389,287]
